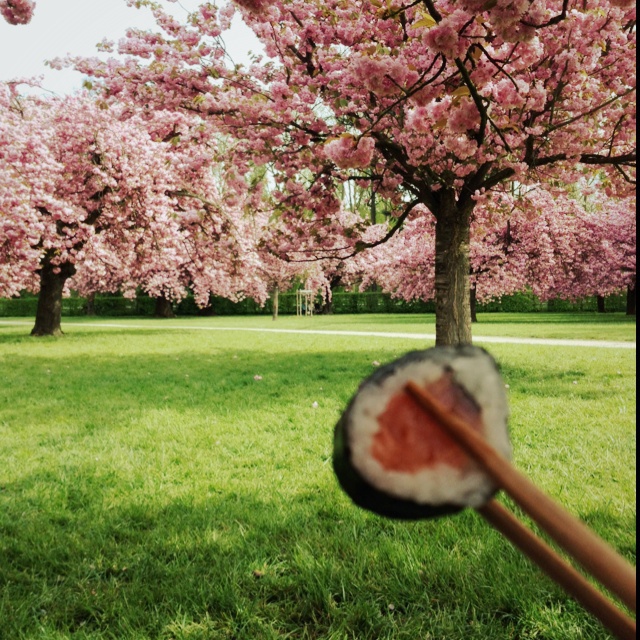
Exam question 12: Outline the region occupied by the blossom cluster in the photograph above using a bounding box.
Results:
[0,82,339,312]
[0,0,34,24]
[323,136,376,170]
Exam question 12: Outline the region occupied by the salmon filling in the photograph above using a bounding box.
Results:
[371,372,484,473]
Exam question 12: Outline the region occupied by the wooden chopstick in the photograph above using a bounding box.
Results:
[404,381,637,639]
[477,500,636,640]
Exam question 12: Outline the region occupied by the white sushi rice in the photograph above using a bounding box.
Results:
[348,351,511,509]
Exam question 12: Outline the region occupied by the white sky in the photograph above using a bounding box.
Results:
[0,0,262,95]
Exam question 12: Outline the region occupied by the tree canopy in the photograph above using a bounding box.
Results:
[66,0,635,343]
[1,0,636,338]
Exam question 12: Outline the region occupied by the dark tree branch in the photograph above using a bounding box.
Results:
[459,162,494,209]
[521,0,569,28]
[421,0,442,23]
[371,132,440,208]
[353,198,421,254]
[613,163,635,184]
[359,55,447,138]
[545,87,636,135]
[533,151,636,168]
[454,59,489,144]
[479,167,518,191]
[478,44,520,90]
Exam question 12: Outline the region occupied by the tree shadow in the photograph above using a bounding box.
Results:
[2,467,632,639]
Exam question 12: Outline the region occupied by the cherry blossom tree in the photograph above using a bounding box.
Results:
[72,120,279,317]
[603,198,636,315]
[352,186,636,317]
[514,189,637,309]
[0,84,274,335]
[0,0,34,24]
[67,0,635,344]
[0,88,187,335]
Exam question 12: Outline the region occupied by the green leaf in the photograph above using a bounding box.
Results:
[451,86,471,98]
[413,16,437,28]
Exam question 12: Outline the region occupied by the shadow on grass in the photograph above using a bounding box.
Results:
[2,470,630,640]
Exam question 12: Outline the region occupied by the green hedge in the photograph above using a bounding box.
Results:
[476,290,545,313]
[0,290,628,317]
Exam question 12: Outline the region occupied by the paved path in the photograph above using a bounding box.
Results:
[0,319,635,349]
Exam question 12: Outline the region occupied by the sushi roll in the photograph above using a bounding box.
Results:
[333,345,511,520]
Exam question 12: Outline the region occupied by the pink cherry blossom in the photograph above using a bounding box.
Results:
[423,10,470,59]
[0,0,34,25]
[323,136,376,170]
[233,0,270,16]
[351,187,635,309]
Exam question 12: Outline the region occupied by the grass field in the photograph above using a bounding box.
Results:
[0,314,636,639]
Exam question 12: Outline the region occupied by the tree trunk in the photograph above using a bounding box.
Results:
[154,295,175,318]
[318,275,341,314]
[85,292,96,316]
[320,296,334,314]
[272,285,279,321]
[363,197,381,292]
[31,255,76,337]
[626,284,636,316]
[370,189,377,224]
[596,295,606,313]
[470,284,478,324]
[434,194,472,346]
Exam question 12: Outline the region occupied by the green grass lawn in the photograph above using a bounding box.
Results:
[0,315,635,639]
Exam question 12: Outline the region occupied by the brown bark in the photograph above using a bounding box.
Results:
[272,285,279,321]
[31,253,76,337]
[434,193,473,346]
[470,284,478,324]
[596,295,606,313]
[154,295,175,318]
[320,297,335,314]
[626,284,636,316]
[318,275,342,314]
[85,292,96,316]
